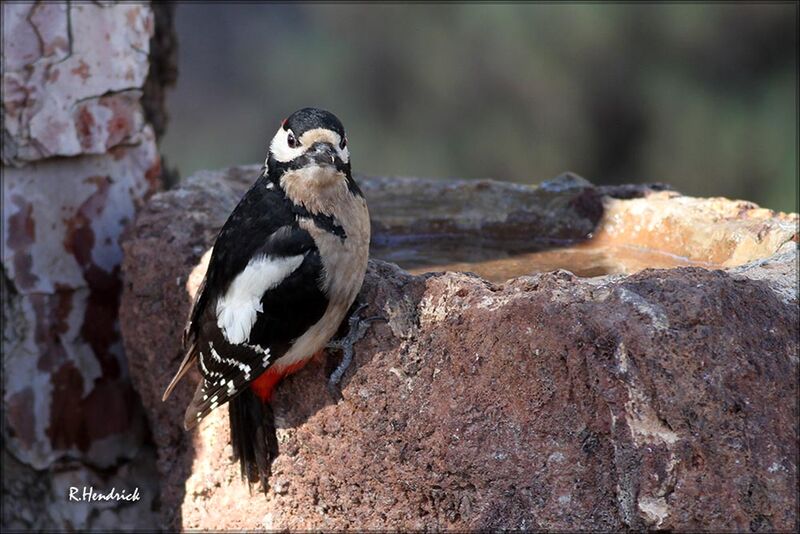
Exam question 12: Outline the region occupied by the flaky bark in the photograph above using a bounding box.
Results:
[2,2,175,530]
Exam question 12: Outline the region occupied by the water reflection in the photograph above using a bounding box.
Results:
[371,236,716,282]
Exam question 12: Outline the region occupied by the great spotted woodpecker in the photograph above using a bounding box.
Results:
[162,108,371,489]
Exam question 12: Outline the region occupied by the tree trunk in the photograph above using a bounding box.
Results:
[2,2,175,529]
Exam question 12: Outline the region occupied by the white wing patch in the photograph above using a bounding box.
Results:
[215,254,305,344]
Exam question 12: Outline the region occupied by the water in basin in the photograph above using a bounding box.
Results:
[371,235,717,282]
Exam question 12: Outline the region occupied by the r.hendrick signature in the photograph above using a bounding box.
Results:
[69,486,141,502]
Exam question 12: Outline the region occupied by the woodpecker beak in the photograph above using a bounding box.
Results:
[308,142,337,166]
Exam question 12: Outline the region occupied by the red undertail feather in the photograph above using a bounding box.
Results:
[250,351,321,402]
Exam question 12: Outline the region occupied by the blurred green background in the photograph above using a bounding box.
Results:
[161,3,798,212]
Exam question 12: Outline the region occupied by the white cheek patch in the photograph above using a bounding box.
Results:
[215,254,305,344]
[269,128,305,163]
[336,143,349,164]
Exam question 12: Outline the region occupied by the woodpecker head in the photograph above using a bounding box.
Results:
[266,107,361,213]
[267,107,349,176]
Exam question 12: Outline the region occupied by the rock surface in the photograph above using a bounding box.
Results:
[120,165,798,531]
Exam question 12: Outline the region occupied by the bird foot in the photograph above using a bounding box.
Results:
[326,302,384,398]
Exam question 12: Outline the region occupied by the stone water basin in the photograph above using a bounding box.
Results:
[363,173,797,281]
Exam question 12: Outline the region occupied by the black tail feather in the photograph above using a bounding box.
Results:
[229,389,279,493]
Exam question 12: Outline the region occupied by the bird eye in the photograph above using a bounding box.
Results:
[287,132,297,148]
[340,136,347,149]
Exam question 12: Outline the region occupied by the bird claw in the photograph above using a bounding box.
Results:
[326,302,385,397]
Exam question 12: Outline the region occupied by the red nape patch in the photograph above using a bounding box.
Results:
[250,358,310,403]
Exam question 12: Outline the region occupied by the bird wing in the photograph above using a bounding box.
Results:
[164,175,298,402]
[183,238,328,429]
[163,175,329,429]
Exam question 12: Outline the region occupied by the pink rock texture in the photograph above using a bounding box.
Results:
[2,2,175,530]
[121,166,798,531]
